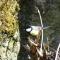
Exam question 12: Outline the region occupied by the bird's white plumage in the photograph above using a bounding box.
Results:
[26,26,50,36]
[30,29,39,36]
[26,26,41,36]
[26,28,32,32]
[31,26,42,30]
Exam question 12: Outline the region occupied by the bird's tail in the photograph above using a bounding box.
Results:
[43,26,51,30]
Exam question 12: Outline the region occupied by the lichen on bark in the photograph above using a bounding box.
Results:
[0,0,20,35]
[0,0,20,60]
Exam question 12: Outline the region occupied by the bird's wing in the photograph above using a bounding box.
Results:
[31,26,41,30]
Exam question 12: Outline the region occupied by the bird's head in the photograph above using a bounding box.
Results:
[26,25,51,36]
[26,26,41,36]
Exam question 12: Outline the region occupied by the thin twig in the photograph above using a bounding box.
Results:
[28,38,38,46]
[36,48,43,57]
[47,37,50,51]
[55,43,60,60]
[36,7,43,50]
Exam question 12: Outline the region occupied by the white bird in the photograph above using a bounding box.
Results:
[26,26,50,36]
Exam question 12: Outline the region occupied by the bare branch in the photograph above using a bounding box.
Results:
[28,38,38,46]
[55,43,60,60]
[36,7,43,50]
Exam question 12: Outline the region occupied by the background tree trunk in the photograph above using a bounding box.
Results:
[0,0,20,60]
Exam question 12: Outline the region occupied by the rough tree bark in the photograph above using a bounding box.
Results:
[0,0,20,60]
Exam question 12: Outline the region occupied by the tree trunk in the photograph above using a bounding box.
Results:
[0,0,20,60]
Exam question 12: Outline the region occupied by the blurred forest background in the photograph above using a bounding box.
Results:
[0,0,60,60]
